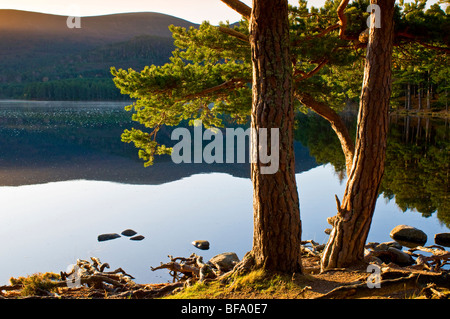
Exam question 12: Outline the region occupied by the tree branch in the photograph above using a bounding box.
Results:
[183,78,249,100]
[295,92,355,176]
[218,26,249,43]
[220,0,251,20]
[416,40,450,54]
[337,0,352,41]
[395,32,450,53]
[293,24,340,47]
[294,58,329,81]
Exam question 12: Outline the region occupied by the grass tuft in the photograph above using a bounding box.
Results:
[166,269,308,299]
[9,272,61,296]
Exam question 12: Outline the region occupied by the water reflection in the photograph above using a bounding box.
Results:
[0,101,317,185]
[0,101,448,284]
[295,112,450,228]
[381,115,449,227]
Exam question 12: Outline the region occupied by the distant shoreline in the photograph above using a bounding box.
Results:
[390,109,449,119]
[0,99,133,103]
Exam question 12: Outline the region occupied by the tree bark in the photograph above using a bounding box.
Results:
[248,0,302,273]
[321,0,395,270]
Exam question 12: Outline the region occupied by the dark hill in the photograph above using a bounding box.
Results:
[0,10,195,42]
[0,10,198,100]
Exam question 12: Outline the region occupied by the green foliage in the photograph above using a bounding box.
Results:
[112,0,367,165]
[112,0,448,165]
[0,35,175,100]
[20,78,127,101]
[391,1,449,111]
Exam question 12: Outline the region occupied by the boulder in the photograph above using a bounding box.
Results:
[374,241,403,251]
[387,247,415,266]
[121,229,137,237]
[389,225,427,248]
[208,252,240,272]
[97,233,121,242]
[192,240,210,250]
[434,233,450,247]
[369,247,414,266]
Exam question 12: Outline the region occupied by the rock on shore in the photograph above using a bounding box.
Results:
[434,233,450,247]
[389,225,427,248]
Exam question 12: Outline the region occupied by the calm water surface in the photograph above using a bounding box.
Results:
[0,100,448,284]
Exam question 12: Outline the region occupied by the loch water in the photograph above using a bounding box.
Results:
[0,100,448,284]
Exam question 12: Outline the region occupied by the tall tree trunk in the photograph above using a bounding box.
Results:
[427,71,431,109]
[247,0,302,273]
[418,82,422,110]
[321,0,395,270]
[407,82,411,110]
[405,115,410,143]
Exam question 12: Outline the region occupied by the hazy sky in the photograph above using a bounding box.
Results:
[0,0,326,24]
[0,0,442,24]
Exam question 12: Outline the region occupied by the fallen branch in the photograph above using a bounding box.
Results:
[421,283,450,299]
[151,261,200,278]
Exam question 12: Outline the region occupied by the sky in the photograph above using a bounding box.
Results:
[0,0,442,25]
[0,0,325,24]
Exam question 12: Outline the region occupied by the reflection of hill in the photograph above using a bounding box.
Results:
[0,102,317,186]
[0,142,317,186]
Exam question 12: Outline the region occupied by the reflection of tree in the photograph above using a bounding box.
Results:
[380,116,449,227]
[294,112,356,181]
[296,112,450,227]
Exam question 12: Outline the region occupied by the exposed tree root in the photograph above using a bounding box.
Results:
[316,268,450,299]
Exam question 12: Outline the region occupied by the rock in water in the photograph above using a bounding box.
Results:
[98,233,121,242]
[130,235,145,241]
[389,225,427,248]
[192,240,210,250]
[434,233,450,247]
[121,229,137,237]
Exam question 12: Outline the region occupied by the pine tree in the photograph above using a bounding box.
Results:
[112,0,449,272]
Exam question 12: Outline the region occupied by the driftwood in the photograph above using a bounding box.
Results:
[406,246,450,271]
[150,254,217,283]
[60,257,135,281]
[1,257,140,298]
[1,255,206,299]
[301,240,325,257]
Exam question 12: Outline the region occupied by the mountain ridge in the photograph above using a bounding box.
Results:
[0,10,199,100]
[0,9,197,40]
